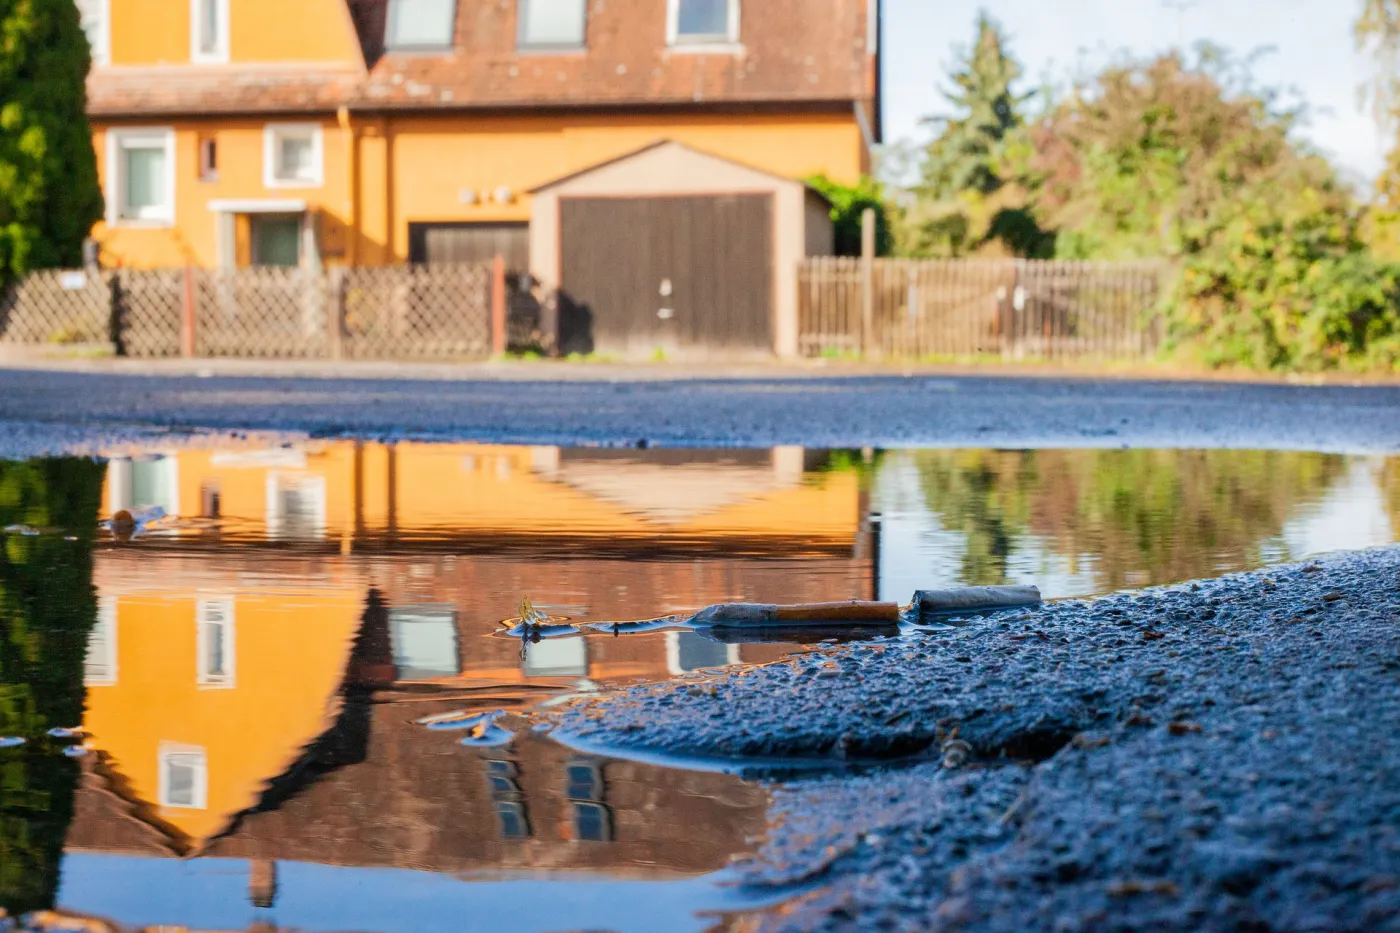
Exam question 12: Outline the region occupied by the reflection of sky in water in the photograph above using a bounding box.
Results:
[58,855,769,933]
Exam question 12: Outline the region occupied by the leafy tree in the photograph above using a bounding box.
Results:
[0,0,104,286]
[806,174,894,256]
[0,457,104,914]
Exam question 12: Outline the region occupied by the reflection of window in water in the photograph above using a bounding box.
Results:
[566,761,611,842]
[200,481,222,519]
[84,596,118,686]
[389,606,459,680]
[522,636,588,678]
[485,760,531,839]
[265,473,327,539]
[107,455,180,515]
[196,599,235,687]
[497,801,530,839]
[666,631,737,675]
[159,745,208,809]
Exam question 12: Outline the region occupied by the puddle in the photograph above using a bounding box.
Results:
[0,442,1397,930]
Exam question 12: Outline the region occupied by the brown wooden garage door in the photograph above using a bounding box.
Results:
[558,194,773,356]
[408,222,529,271]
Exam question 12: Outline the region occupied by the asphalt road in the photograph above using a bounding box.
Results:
[1,366,1399,456]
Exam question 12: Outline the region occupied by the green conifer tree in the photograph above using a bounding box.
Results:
[0,0,104,286]
[920,12,1028,200]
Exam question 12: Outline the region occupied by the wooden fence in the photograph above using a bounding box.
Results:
[0,264,497,360]
[799,258,1166,360]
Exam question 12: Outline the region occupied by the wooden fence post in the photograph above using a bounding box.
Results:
[860,208,876,358]
[490,254,507,357]
[180,264,197,358]
[328,267,346,360]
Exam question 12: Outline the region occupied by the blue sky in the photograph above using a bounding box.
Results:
[882,0,1385,184]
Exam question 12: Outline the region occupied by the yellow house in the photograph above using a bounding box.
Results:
[77,0,882,355]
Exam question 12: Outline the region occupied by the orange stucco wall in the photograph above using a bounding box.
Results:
[82,588,363,845]
[91,111,865,269]
[107,0,362,66]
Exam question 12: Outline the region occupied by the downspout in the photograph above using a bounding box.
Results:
[338,105,359,267]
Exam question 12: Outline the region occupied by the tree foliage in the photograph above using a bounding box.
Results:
[0,457,103,914]
[0,0,104,286]
[806,174,894,257]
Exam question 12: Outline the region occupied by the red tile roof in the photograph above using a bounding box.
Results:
[88,0,879,125]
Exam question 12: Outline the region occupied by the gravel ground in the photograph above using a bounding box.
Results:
[551,549,1400,931]
[1,367,1400,457]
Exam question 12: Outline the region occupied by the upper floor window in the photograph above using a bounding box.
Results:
[196,598,235,687]
[159,745,208,809]
[668,0,739,46]
[517,0,586,50]
[386,0,457,51]
[191,0,229,63]
[75,0,109,67]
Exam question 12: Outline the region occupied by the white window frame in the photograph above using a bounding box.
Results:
[105,128,177,227]
[516,0,588,51]
[77,0,111,67]
[666,0,741,49]
[196,598,236,687]
[158,744,208,810]
[385,0,459,51]
[190,0,230,64]
[84,595,119,687]
[263,124,325,190]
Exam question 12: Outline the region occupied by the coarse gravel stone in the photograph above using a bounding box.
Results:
[548,548,1400,931]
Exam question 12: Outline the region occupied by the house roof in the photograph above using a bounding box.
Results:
[87,0,881,125]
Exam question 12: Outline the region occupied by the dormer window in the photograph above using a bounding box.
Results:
[518,0,587,51]
[191,0,229,63]
[668,0,739,46]
[386,0,458,51]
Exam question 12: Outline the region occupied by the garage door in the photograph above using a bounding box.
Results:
[408,222,529,271]
[558,194,773,356]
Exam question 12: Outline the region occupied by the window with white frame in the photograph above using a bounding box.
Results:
[75,0,110,67]
[106,129,175,225]
[84,596,118,686]
[191,0,229,62]
[158,745,208,809]
[263,124,324,189]
[668,0,738,45]
[265,472,327,538]
[386,0,457,50]
[517,0,586,50]
[196,598,235,686]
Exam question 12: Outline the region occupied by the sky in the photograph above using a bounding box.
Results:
[881,0,1387,185]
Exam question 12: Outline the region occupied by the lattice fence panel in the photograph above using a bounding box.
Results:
[0,269,112,348]
[342,264,492,359]
[196,268,329,358]
[115,270,185,358]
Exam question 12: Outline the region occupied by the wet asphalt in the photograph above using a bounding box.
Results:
[5,364,1400,930]
[551,550,1400,932]
[1,367,1400,457]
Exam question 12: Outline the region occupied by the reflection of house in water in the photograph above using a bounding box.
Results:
[66,442,874,916]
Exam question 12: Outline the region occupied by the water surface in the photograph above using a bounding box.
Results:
[1,441,1396,931]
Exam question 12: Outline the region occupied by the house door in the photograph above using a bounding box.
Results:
[558,194,773,357]
[251,215,302,267]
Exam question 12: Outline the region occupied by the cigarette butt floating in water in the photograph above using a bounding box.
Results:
[691,600,902,629]
[914,585,1042,614]
[690,587,1042,630]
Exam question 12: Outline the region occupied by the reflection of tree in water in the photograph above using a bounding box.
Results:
[0,459,104,914]
[916,450,1347,590]
[1383,457,1400,541]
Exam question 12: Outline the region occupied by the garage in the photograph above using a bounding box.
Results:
[530,141,833,359]
[558,194,773,356]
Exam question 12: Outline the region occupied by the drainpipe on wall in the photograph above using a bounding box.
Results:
[338,106,359,267]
